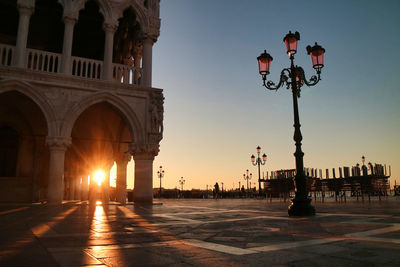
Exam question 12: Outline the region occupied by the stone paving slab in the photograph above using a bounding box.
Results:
[0,198,399,266]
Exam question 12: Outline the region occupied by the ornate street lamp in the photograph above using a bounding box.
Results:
[157,166,164,198]
[179,177,185,191]
[243,169,252,194]
[251,146,267,195]
[257,31,326,216]
[362,155,365,166]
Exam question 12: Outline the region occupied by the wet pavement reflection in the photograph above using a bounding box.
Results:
[0,198,399,266]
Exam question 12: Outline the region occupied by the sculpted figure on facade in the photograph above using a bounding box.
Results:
[113,9,141,65]
[148,91,164,143]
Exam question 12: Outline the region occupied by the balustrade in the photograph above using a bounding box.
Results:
[0,43,143,86]
[112,63,142,85]
[26,48,61,73]
[0,44,14,67]
[71,56,102,79]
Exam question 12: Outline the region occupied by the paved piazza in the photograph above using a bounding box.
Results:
[0,198,399,266]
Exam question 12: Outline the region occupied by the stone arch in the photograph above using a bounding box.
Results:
[95,0,113,23]
[72,0,105,60]
[28,0,64,54]
[113,7,142,66]
[68,0,113,24]
[115,1,149,30]
[61,92,144,143]
[0,79,57,137]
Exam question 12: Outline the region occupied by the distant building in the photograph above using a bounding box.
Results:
[0,0,163,204]
[265,164,390,198]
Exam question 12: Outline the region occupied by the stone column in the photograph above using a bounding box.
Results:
[131,144,159,203]
[102,22,118,81]
[64,164,74,200]
[88,169,98,203]
[74,177,81,200]
[142,37,154,87]
[46,137,71,205]
[133,40,142,85]
[102,161,114,204]
[69,177,75,200]
[116,153,130,204]
[81,173,89,201]
[69,163,78,200]
[14,1,34,67]
[61,15,77,74]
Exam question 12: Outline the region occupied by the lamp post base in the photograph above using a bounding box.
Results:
[288,197,315,216]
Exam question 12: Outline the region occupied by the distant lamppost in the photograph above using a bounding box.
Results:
[257,31,325,216]
[243,169,252,193]
[251,146,267,195]
[157,166,164,197]
[362,156,365,166]
[179,177,185,191]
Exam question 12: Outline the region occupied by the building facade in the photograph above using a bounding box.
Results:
[0,0,163,204]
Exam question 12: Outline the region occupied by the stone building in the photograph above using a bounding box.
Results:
[0,0,163,204]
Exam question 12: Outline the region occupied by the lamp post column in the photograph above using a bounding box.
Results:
[179,177,185,193]
[258,159,261,194]
[287,56,315,216]
[257,31,325,216]
[157,166,164,198]
[243,170,252,195]
[251,147,267,195]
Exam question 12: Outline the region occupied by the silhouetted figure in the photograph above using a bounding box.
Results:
[214,183,220,199]
[241,185,245,198]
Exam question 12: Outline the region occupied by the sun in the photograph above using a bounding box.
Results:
[94,170,105,186]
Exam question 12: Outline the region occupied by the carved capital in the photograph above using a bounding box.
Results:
[148,133,163,143]
[17,0,35,16]
[103,21,119,33]
[115,152,131,165]
[46,136,71,151]
[149,17,161,30]
[141,31,158,44]
[63,12,78,24]
[129,143,159,160]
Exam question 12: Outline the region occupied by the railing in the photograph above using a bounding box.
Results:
[71,56,102,79]
[0,44,14,67]
[26,48,61,73]
[112,63,142,86]
[0,43,144,86]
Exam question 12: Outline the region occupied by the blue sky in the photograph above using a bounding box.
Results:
[144,0,400,190]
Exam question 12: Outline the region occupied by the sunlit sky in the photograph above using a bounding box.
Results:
[119,0,400,190]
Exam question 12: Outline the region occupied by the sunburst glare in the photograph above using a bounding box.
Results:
[94,170,105,186]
